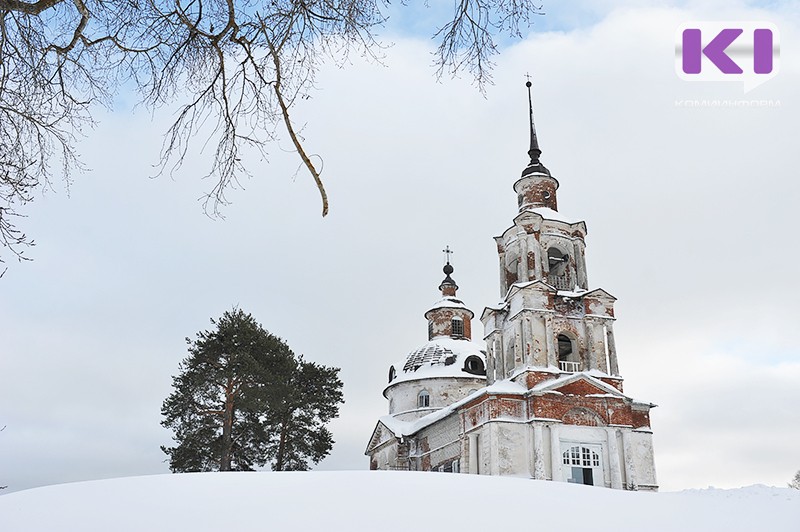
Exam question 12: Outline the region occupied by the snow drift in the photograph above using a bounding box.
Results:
[1,471,797,531]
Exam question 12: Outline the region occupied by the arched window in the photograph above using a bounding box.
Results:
[562,445,601,486]
[547,247,570,290]
[558,334,579,372]
[451,316,464,337]
[388,365,396,383]
[417,390,430,408]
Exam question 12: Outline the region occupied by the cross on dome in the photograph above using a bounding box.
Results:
[439,245,457,296]
[443,245,454,265]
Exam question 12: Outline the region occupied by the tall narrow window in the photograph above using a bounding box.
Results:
[452,317,464,337]
[558,334,579,372]
[547,247,570,290]
[417,390,430,408]
[428,320,434,340]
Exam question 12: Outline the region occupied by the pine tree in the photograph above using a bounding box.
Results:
[268,359,344,471]
[790,470,800,490]
[160,309,343,472]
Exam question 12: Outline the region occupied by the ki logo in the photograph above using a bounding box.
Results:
[675,22,780,93]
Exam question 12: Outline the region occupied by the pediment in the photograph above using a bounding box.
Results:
[534,373,628,399]
[507,280,556,299]
[364,421,398,455]
[582,288,617,302]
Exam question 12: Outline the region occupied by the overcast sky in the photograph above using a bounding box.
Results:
[2,1,798,493]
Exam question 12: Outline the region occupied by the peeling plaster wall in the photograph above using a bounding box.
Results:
[492,422,528,476]
[414,414,462,471]
[515,176,559,211]
[385,377,485,420]
[483,287,617,378]
[369,440,402,471]
[629,430,658,490]
[426,307,473,340]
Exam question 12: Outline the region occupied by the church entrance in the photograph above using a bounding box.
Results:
[562,445,602,486]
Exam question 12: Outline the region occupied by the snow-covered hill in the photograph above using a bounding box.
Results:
[1,472,797,531]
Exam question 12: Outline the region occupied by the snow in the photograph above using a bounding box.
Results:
[381,379,528,437]
[0,472,797,531]
[426,297,471,312]
[557,288,589,297]
[526,207,582,224]
[388,337,486,386]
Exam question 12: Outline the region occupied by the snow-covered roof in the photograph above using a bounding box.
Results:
[425,296,472,313]
[387,337,486,388]
[382,368,658,439]
[556,288,589,298]
[379,379,527,437]
[526,207,582,224]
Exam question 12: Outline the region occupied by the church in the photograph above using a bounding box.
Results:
[365,82,658,491]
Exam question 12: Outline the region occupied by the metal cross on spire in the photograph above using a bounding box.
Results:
[519,72,550,178]
[525,73,541,163]
[442,245,454,264]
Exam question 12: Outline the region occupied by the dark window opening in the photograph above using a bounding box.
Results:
[388,365,396,383]
[547,247,571,290]
[463,355,486,376]
[558,334,579,372]
[558,334,573,360]
[568,467,594,486]
[548,247,568,276]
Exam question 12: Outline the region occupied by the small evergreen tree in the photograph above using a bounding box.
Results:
[161,309,343,472]
[790,470,800,490]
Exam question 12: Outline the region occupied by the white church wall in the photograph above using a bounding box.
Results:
[385,377,484,420]
[488,422,528,476]
[415,414,462,471]
[629,430,658,490]
[370,440,399,471]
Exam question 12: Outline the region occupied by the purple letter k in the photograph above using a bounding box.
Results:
[682,28,744,74]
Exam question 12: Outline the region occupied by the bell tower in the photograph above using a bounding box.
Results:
[481,81,620,390]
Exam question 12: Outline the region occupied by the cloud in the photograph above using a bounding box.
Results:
[1,2,797,493]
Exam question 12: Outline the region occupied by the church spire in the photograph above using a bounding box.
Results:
[439,246,458,297]
[521,77,550,177]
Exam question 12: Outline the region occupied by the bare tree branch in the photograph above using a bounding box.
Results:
[0,0,545,268]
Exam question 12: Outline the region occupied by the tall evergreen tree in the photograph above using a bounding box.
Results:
[161,309,343,472]
[268,358,344,471]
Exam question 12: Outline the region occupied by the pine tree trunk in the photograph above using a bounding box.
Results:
[220,380,235,471]
[275,414,289,471]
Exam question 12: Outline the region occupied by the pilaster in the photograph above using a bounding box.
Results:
[606,322,620,376]
[549,424,562,481]
[606,427,623,489]
[533,424,545,479]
